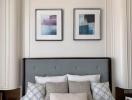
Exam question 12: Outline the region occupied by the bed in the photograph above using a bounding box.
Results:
[22,57,112,96]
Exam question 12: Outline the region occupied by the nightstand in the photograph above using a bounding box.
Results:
[0,88,20,100]
[0,92,2,100]
[116,87,132,100]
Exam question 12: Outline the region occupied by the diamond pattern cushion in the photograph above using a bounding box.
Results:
[21,82,45,100]
[91,82,115,100]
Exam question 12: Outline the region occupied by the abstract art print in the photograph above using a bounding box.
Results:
[41,15,57,35]
[36,9,63,41]
[74,9,101,40]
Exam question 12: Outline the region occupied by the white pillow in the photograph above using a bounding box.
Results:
[91,82,115,100]
[50,93,87,100]
[67,74,100,82]
[126,97,132,100]
[35,75,67,84]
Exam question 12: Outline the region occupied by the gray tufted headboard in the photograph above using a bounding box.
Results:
[23,57,112,95]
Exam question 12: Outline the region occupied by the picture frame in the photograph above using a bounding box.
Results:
[35,9,63,41]
[73,8,101,40]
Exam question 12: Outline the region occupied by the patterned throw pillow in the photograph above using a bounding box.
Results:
[21,82,45,100]
[91,82,115,100]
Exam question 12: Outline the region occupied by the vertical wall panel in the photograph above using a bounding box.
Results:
[130,0,132,88]
[22,0,30,57]
[0,0,21,90]
[5,0,21,89]
[127,0,132,88]
[108,0,128,89]
[0,0,6,89]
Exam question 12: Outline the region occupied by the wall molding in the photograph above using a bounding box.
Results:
[0,0,21,90]
[106,0,112,57]
[5,0,11,90]
[127,0,132,88]
[22,0,30,57]
[0,0,6,90]
[106,0,130,89]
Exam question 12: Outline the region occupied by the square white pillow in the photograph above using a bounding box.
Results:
[35,75,67,84]
[67,74,100,82]
[50,93,87,100]
[91,82,115,100]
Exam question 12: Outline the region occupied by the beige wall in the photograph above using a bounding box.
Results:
[22,0,131,90]
[23,0,107,57]
[0,0,131,90]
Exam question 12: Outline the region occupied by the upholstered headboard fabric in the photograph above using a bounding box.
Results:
[23,58,111,95]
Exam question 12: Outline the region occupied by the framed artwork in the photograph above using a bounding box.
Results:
[35,9,63,41]
[74,8,101,40]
